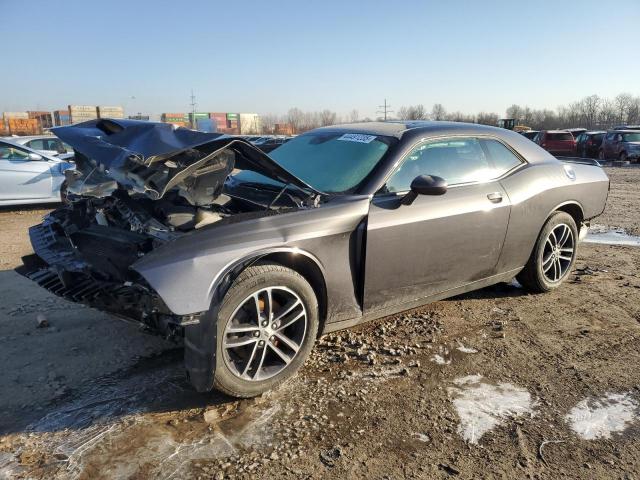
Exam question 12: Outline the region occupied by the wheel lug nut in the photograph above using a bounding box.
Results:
[258,340,265,346]
[272,323,278,329]
[262,321,268,327]
[270,335,275,341]
[253,331,260,337]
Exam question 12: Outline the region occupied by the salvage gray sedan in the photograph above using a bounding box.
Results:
[19,119,609,397]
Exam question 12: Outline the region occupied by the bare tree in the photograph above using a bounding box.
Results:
[397,106,410,120]
[477,112,499,126]
[320,110,337,126]
[347,109,359,123]
[287,108,304,134]
[431,103,446,121]
[580,95,601,129]
[505,104,523,121]
[615,93,634,124]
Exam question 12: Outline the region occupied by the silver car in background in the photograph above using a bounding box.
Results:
[0,139,73,206]
[3,135,74,160]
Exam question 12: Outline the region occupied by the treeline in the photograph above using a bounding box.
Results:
[262,92,640,134]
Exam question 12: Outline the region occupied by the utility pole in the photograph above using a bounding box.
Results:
[190,89,197,129]
[376,99,393,121]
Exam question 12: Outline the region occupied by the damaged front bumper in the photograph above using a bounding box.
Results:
[17,219,203,336]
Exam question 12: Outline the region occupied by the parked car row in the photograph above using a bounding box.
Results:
[235,135,294,154]
[520,127,640,162]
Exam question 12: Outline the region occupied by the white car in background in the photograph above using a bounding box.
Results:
[2,135,74,160]
[0,139,74,206]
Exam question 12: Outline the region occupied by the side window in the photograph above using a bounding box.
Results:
[481,139,523,174]
[384,137,493,193]
[27,139,45,150]
[0,145,30,160]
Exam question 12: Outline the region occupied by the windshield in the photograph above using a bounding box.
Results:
[233,131,394,193]
[622,133,640,142]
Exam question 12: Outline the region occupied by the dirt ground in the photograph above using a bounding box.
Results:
[0,167,639,480]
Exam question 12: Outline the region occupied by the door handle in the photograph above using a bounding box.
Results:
[487,192,503,203]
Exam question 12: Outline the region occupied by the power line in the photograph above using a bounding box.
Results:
[376,98,393,121]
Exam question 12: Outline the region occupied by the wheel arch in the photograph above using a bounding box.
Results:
[209,247,329,337]
[549,201,584,228]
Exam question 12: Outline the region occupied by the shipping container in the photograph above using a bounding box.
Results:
[54,110,71,126]
[3,111,29,120]
[161,113,186,123]
[128,115,150,121]
[8,118,41,136]
[274,123,294,136]
[28,111,54,129]
[211,113,228,131]
[97,106,124,119]
[69,105,98,124]
[239,113,262,135]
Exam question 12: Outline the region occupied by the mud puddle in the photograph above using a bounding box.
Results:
[585,225,640,246]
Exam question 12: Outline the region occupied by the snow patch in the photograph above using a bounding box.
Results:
[565,393,638,440]
[448,375,535,444]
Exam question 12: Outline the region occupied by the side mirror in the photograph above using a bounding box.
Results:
[402,175,447,205]
[28,153,43,161]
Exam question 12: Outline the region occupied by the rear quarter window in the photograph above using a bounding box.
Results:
[481,139,522,175]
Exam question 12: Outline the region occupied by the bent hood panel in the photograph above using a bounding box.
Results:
[53,119,317,200]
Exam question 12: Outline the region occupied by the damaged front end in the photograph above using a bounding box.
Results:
[18,119,320,337]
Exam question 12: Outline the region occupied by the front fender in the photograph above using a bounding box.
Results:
[132,196,371,316]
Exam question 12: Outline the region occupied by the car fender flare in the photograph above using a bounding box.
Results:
[205,246,327,307]
[544,200,585,226]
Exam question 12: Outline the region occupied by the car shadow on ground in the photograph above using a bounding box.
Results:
[449,280,529,301]
[0,269,234,438]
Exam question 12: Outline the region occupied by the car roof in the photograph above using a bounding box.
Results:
[3,135,57,143]
[311,120,518,139]
[585,131,606,134]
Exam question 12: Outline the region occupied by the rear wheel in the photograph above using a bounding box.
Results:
[212,264,318,397]
[517,212,578,293]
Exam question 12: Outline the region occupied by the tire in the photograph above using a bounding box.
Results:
[211,263,319,398]
[517,212,578,293]
[620,152,628,162]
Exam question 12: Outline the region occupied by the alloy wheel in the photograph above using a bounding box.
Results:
[542,223,574,283]
[222,286,307,381]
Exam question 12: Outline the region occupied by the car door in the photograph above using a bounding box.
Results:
[363,136,519,313]
[603,133,614,157]
[0,142,54,202]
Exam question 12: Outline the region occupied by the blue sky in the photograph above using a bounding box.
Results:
[2,0,639,120]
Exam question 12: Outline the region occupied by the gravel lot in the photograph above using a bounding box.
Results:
[1,167,639,479]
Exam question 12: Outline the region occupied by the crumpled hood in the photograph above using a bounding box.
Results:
[53,118,316,202]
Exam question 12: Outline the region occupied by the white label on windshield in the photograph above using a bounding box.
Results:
[337,133,377,144]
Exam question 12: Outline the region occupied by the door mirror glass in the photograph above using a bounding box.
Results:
[28,153,43,161]
[402,175,447,205]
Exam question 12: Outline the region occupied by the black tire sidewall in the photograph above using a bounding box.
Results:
[213,265,318,397]
[532,212,578,291]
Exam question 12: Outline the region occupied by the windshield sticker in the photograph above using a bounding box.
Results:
[337,133,377,144]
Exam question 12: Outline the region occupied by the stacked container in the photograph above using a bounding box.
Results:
[7,118,41,135]
[97,106,125,119]
[28,111,54,130]
[188,112,209,129]
[274,123,294,135]
[210,113,228,133]
[69,105,98,124]
[161,113,187,127]
[226,113,240,134]
[54,110,71,126]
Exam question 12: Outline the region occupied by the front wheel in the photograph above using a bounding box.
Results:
[212,264,318,398]
[517,212,578,293]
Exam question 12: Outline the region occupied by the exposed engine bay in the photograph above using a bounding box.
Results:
[19,119,321,336]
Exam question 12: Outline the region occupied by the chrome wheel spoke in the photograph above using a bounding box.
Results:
[273,332,300,354]
[276,310,305,332]
[241,342,259,377]
[225,337,257,348]
[268,342,294,364]
[542,223,575,283]
[223,285,307,382]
